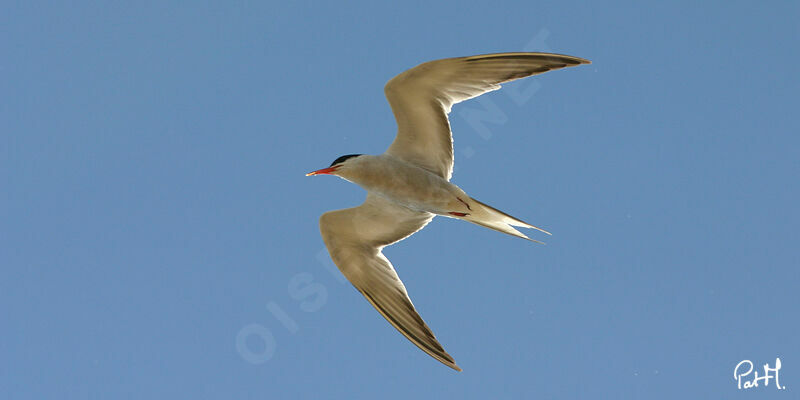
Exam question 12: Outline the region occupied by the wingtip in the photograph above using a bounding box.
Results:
[441,353,462,371]
[566,56,591,65]
[549,53,590,66]
[568,55,591,65]
[443,360,462,371]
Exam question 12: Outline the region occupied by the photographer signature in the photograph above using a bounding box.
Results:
[734,358,786,390]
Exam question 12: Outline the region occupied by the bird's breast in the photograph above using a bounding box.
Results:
[355,156,459,213]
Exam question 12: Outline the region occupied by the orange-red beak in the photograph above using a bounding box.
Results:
[305,166,340,176]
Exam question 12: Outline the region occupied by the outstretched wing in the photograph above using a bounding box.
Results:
[384,52,590,180]
[319,193,460,370]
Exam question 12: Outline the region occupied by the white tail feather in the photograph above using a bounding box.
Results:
[456,197,549,243]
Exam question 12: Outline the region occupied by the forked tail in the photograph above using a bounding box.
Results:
[460,197,551,243]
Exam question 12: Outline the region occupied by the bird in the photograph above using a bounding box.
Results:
[306,52,590,371]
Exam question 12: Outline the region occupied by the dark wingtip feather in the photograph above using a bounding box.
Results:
[464,52,589,65]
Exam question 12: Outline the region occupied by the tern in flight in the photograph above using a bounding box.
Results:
[307,52,590,371]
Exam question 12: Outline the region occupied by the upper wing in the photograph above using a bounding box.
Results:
[384,52,590,180]
[319,193,461,371]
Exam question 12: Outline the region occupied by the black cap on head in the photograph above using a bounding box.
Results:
[329,154,362,167]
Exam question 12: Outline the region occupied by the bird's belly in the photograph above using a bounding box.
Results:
[361,165,460,214]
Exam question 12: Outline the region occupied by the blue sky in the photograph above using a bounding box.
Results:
[2,1,798,399]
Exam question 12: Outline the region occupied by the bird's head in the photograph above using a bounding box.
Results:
[306,154,364,178]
